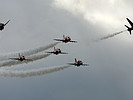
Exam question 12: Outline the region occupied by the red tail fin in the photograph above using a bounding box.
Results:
[75,58,77,62]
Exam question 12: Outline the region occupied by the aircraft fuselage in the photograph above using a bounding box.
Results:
[0,23,4,30]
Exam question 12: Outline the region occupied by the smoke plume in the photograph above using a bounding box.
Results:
[0,42,59,61]
[93,30,126,42]
[0,54,51,67]
[0,65,70,78]
[23,42,59,56]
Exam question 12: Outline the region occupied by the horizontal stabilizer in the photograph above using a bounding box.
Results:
[125,25,130,29]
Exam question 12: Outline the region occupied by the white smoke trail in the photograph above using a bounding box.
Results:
[0,65,70,78]
[23,42,59,56]
[93,30,126,42]
[0,54,51,67]
[0,42,59,61]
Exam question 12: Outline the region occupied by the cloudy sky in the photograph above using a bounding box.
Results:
[0,0,133,100]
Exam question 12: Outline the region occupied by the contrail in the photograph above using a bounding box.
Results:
[23,42,59,56]
[0,54,51,67]
[93,30,127,42]
[0,65,70,78]
[0,42,59,61]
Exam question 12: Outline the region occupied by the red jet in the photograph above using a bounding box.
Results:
[54,35,77,43]
[0,20,10,31]
[9,53,31,61]
[68,58,89,67]
[46,47,68,55]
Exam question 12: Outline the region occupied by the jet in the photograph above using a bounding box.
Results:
[0,20,10,31]
[68,58,89,67]
[125,18,133,35]
[46,47,68,55]
[9,53,32,61]
[54,35,77,43]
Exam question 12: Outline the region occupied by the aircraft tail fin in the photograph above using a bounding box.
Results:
[18,53,21,57]
[63,35,65,39]
[75,58,77,63]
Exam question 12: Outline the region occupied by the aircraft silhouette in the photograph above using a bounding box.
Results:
[54,35,77,43]
[0,20,10,31]
[9,53,32,61]
[125,18,133,35]
[68,58,89,67]
[46,47,68,55]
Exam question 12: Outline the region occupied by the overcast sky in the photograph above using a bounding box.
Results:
[0,0,133,100]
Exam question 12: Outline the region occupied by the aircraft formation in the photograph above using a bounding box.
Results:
[0,17,131,77]
[0,19,88,67]
[5,34,88,67]
[53,35,88,66]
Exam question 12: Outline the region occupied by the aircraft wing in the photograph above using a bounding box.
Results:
[60,52,68,54]
[127,18,133,27]
[70,40,77,43]
[67,63,75,65]
[24,58,33,61]
[82,64,89,66]
[46,51,55,54]
[9,58,32,61]
[53,39,64,42]
[4,20,10,26]
[9,58,20,60]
